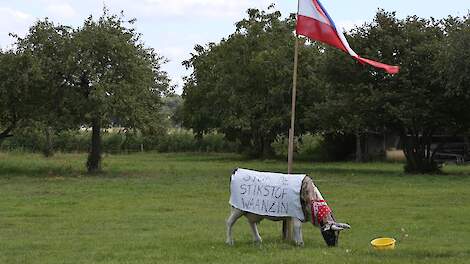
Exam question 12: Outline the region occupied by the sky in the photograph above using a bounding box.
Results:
[0,0,468,94]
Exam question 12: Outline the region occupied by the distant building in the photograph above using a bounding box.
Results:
[363,132,470,164]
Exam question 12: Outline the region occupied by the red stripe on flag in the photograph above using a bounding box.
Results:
[296,0,400,74]
[296,15,347,53]
[354,56,400,74]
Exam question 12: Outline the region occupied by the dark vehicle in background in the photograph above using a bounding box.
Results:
[432,136,470,165]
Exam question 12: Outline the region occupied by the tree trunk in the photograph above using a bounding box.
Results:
[464,136,470,158]
[42,126,54,157]
[355,132,363,162]
[0,122,15,144]
[382,128,387,158]
[402,131,440,174]
[87,118,102,173]
[262,136,274,159]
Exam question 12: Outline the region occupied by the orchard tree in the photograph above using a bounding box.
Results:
[438,15,470,135]
[68,12,170,173]
[371,13,448,173]
[306,48,390,162]
[182,7,322,157]
[14,20,75,155]
[0,51,42,144]
[313,11,470,173]
[303,12,401,162]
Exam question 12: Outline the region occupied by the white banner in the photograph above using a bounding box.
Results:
[229,168,306,221]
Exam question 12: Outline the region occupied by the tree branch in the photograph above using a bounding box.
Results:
[0,122,16,140]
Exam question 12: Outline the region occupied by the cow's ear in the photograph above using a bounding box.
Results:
[331,224,344,231]
[336,223,351,229]
[329,223,351,231]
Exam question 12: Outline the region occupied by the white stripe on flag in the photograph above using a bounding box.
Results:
[298,0,330,25]
[337,30,358,57]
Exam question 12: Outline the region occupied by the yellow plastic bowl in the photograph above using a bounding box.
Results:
[371,238,396,250]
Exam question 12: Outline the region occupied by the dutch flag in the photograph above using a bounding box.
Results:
[296,0,400,74]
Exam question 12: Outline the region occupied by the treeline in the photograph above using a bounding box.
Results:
[181,8,470,173]
[2,7,470,174]
[0,128,239,154]
[1,128,353,162]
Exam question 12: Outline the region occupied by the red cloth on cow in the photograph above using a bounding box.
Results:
[311,200,331,226]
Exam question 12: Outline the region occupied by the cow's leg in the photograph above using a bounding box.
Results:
[293,218,304,247]
[226,207,243,245]
[248,220,263,245]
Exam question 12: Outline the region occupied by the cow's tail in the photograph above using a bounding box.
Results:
[229,168,238,192]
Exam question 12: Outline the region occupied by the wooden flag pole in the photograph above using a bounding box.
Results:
[288,35,299,175]
[283,34,299,241]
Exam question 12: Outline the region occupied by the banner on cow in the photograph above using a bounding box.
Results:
[229,168,306,221]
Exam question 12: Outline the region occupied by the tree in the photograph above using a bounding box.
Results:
[161,94,184,128]
[3,12,170,169]
[302,12,402,162]
[306,47,387,162]
[0,51,42,144]
[14,19,75,156]
[68,12,170,173]
[369,13,448,173]
[312,11,470,173]
[182,7,322,157]
[438,15,470,135]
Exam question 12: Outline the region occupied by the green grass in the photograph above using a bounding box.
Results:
[0,152,469,263]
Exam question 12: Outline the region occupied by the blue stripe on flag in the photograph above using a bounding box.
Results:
[316,0,338,31]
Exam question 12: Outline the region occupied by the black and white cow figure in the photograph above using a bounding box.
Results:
[226,168,350,247]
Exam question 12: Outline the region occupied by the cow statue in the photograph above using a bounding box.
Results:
[226,168,350,247]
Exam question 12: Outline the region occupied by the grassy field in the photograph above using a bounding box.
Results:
[0,152,469,264]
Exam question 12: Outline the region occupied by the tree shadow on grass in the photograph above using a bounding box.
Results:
[159,152,249,162]
[309,164,470,179]
[0,163,84,179]
[309,166,405,178]
[0,162,155,179]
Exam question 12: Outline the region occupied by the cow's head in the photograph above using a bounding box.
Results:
[319,212,351,247]
[302,178,350,247]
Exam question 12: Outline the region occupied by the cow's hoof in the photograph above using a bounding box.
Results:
[253,239,263,246]
[295,241,305,247]
[226,239,234,246]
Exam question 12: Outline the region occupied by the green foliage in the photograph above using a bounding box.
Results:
[270,135,291,159]
[134,130,239,153]
[68,11,170,131]
[0,51,43,141]
[182,7,322,157]
[0,129,238,154]
[14,20,76,131]
[311,11,470,173]
[102,132,124,153]
[11,11,171,172]
[161,94,184,128]
[68,11,171,172]
[297,133,324,159]
[181,7,469,169]
[272,133,355,162]
[438,14,470,131]
[54,130,90,152]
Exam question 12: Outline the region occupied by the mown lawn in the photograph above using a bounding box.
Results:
[0,152,469,264]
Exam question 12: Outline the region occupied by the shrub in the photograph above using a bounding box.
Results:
[0,128,240,154]
[271,133,355,162]
[297,133,326,160]
[271,135,290,159]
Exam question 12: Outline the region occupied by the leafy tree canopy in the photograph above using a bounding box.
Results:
[182,6,322,157]
[0,51,43,142]
[8,10,171,172]
[314,11,470,173]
